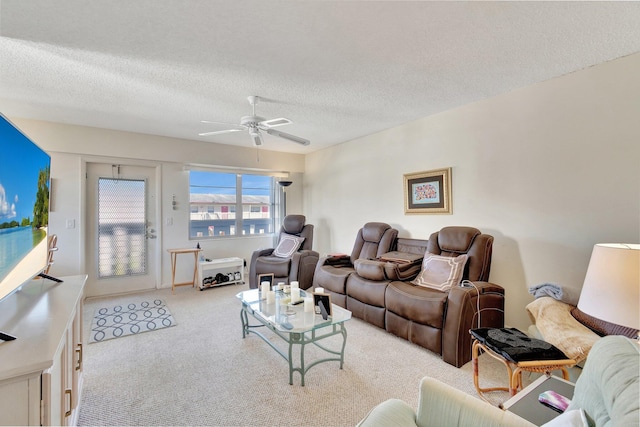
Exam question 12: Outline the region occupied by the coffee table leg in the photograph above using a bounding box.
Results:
[339,324,347,369]
[240,309,249,338]
[288,332,305,385]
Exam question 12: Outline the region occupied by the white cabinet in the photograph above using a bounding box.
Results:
[0,275,86,426]
[198,257,244,290]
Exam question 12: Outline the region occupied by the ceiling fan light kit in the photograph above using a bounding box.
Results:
[199,96,310,147]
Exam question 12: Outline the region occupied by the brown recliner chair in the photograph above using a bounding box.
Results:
[312,222,398,308]
[384,226,504,367]
[249,215,318,290]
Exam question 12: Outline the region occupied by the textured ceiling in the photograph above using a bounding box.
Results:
[1,1,639,154]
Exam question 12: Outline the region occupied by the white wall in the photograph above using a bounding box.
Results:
[10,53,639,326]
[8,119,306,290]
[305,53,640,330]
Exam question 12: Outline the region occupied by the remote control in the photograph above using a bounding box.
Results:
[539,390,571,413]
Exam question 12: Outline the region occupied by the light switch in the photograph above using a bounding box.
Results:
[66,219,75,229]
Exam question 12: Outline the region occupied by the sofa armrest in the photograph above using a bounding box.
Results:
[248,248,275,288]
[289,250,320,289]
[442,281,505,367]
[322,254,353,267]
[357,398,417,427]
[416,377,535,427]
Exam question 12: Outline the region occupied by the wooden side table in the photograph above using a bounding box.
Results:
[472,338,576,404]
[167,248,202,293]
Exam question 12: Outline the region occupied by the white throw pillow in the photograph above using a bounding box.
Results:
[412,254,468,291]
[273,234,305,258]
[540,409,588,427]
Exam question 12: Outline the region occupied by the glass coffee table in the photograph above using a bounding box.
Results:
[237,289,351,386]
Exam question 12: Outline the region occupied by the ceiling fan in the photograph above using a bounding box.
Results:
[199,96,310,146]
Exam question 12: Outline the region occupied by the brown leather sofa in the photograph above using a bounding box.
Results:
[248,215,319,289]
[312,222,398,307]
[346,226,504,367]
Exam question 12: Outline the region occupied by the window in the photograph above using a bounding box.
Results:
[189,171,275,239]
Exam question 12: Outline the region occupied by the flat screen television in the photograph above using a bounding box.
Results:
[0,113,52,341]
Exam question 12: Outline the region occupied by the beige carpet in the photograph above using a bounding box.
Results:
[78,282,522,426]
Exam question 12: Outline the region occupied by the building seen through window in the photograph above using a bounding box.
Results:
[189,171,275,238]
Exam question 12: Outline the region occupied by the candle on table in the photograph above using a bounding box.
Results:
[291,287,301,303]
[261,281,270,296]
[304,297,314,312]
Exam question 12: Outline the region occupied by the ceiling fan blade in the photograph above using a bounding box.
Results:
[265,128,310,146]
[198,128,244,137]
[259,117,292,128]
[201,120,244,127]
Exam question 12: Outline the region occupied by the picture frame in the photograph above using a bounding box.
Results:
[257,273,274,290]
[312,292,332,318]
[404,167,452,214]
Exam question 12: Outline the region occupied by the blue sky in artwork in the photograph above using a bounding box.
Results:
[0,116,51,223]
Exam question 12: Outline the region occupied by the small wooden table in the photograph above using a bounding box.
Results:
[167,248,202,293]
[472,338,575,403]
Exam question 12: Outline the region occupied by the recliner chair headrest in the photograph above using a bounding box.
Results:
[437,226,480,253]
[362,222,392,242]
[283,215,306,235]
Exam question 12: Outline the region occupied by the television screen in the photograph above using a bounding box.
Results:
[0,113,51,305]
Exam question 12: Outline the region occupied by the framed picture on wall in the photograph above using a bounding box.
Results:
[404,167,452,214]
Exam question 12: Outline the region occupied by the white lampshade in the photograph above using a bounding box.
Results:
[577,243,640,331]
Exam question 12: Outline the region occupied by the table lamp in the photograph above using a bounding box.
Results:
[577,243,640,332]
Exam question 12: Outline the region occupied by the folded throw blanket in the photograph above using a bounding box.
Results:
[526,297,600,363]
[528,282,581,306]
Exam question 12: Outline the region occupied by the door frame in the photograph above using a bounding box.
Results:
[80,156,162,294]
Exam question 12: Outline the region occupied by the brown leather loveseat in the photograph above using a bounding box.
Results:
[334,226,505,367]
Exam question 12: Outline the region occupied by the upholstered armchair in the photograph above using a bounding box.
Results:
[312,222,398,307]
[249,215,319,290]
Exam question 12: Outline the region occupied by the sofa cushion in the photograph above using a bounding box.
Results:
[254,256,291,277]
[346,273,388,307]
[314,264,354,295]
[412,254,468,291]
[282,214,305,234]
[386,281,447,328]
[354,259,387,281]
[470,327,568,363]
[273,233,305,258]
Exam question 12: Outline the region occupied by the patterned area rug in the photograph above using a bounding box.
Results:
[90,299,176,343]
